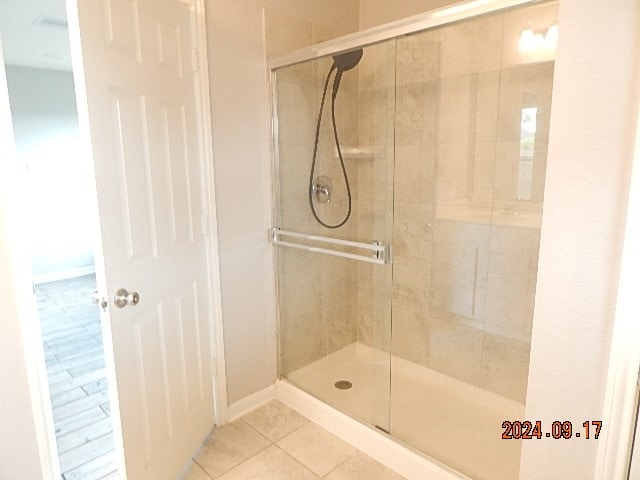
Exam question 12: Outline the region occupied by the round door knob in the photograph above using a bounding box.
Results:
[114,288,141,308]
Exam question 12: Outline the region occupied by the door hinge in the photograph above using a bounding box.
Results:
[91,291,109,312]
[191,48,199,72]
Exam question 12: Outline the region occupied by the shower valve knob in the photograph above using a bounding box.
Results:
[312,176,332,204]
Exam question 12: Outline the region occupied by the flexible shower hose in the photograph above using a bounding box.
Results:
[308,65,352,229]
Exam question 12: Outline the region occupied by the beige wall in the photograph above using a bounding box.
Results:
[266,0,360,48]
[264,1,360,57]
[206,0,275,406]
[205,0,359,405]
[0,55,48,480]
[522,0,640,478]
[359,0,460,30]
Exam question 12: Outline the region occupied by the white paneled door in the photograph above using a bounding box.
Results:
[67,0,215,478]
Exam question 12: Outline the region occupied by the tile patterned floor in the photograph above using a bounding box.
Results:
[36,274,118,480]
[182,400,407,480]
[37,277,406,479]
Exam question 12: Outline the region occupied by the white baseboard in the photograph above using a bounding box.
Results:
[226,384,276,423]
[33,265,96,285]
[276,380,468,480]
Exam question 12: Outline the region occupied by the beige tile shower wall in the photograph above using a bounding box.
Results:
[356,41,395,352]
[354,31,440,361]
[386,30,440,367]
[274,17,361,374]
[274,0,556,400]
[314,55,360,360]
[276,68,321,375]
[357,2,557,404]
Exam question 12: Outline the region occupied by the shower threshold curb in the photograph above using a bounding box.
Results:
[276,380,470,480]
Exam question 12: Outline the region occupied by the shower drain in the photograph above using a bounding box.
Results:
[334,380,353,390]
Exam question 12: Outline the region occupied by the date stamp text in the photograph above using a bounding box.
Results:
[501,421,602,440]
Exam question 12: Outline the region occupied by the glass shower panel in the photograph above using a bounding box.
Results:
[389,2,557,480]
[274,39,396,431]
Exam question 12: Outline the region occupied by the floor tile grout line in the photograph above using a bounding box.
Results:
[95,468,118,480]
[201,442,272,479]
[242,411,311,444]
[319,449,359,479]
[193,421,274,479]
[190,458,213,480]
[53,394,111,423]
[189,402,406,479]
[55,417,114,449]
[49,367,108,389]
[275,418,310,442]
[271,443,322,479]
[239,417,279,444]
[36,275,116,480]
[238,408,342,478]
[58,432,115,467]
[60,447,116,478]
[53,408,109,434]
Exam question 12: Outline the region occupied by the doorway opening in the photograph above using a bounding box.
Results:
[34,275,116,479]
[0,1,117,478]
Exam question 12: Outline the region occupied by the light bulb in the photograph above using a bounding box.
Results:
[532,33,545,50]
[545,25,559,49]
[519,29,536,52]
[520,27,556,53]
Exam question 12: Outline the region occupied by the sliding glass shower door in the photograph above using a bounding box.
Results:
[273,39,396,432]
[387,3,556,479]
[272,2,557,479]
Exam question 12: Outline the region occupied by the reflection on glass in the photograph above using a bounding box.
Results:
[518,106,538,201]
[274,38,396,433]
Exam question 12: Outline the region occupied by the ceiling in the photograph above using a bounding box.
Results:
[0,0,72,71]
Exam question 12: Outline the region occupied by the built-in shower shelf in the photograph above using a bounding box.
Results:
[335,147,376,160]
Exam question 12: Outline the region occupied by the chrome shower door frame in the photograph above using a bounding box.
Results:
[267,0,542,70]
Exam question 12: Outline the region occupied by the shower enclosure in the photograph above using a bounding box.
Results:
[271,1,557,478]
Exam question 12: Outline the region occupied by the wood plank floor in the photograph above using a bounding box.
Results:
[36,274,118,480]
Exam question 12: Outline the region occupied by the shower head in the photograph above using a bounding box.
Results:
[309,49,362,228]
[331,49,363,98]
[332,49,363,72]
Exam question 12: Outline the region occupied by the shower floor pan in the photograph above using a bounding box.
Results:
[288,343,523,480]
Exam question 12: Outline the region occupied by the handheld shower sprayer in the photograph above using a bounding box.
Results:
[331,49,364,98]
[309,48,364,229]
